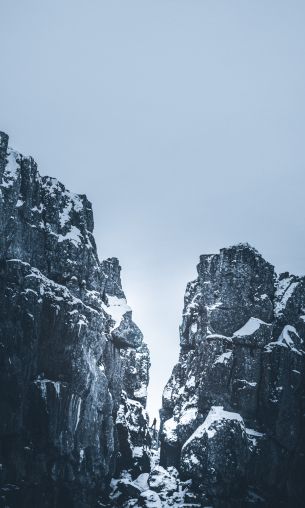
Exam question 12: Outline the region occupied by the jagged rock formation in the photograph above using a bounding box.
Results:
[160,244,305,507]
[2,132,305,508]
[108,463,188,508]
[0,132,150,508]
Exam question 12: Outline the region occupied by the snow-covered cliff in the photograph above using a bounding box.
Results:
[0,131,150,507]
[160,244,305,507]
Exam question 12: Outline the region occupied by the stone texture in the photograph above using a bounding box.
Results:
[160,244,305,507]
[0,132,150,508]
[108,465,186,508]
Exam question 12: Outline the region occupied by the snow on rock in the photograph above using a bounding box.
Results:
[162,417,178,444]
[181,406,249,498]
[148,465,177,494]
[246,428,265,447]
[233,317,269,337]
[109,475,142,504]
[115,393,150,478]
[57,225,83,246]
[104,295,131,330]
[134,385,148,399]
[120,343,150,406]
[139,490,162,508]
[185,375,196,388]
[214,350,232,364]
[161,245,305,505]
[276,325,299,347]
[0,131,150,508]
[265,325,303,355]
[108,464,186,508]
[133,473,149,492]
[133,446,144,459]
[1,148,20,189]
[275,276,300,316]
[179,407,198,426]
[183,406,244,446]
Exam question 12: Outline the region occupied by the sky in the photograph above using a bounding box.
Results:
[1,0,305,421]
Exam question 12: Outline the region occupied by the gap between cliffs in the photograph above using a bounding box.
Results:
[0,132,304,508]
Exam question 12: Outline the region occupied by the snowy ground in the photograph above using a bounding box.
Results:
[105,445,204,508]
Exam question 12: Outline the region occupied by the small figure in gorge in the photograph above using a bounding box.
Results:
[151,417,157,439]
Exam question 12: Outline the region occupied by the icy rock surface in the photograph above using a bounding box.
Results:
[160,244,305,507]
[0,132,150,508]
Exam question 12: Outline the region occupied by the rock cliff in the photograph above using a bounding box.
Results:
[1,131,305,508]
[0,132,150,508]
[160,244,305,507]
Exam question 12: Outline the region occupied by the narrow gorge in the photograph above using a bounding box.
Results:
[0,132,304,508]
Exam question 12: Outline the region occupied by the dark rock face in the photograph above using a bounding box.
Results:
[0,132,150,508]
[160,244,305,507]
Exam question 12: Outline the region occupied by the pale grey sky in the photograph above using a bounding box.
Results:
[1,0,305,420]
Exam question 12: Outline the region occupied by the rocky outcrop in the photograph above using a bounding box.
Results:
[108,461,189,508]
[0,132,150,508]
[160,244,305,507]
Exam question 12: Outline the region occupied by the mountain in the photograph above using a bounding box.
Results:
[0,131,150,508]
[160,244,305,507]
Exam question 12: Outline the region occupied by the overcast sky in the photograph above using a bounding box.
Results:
[1,0,305,420]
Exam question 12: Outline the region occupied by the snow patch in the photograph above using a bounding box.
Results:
[1,148,20,188]
[190,322,197,333]
[206,301,223,311]
[132,446,144,458]
[57,225,83,246]
[134,473,149,492]
[182,406,244,447]
[179,407,198,426]
[275,277,299,316]
[134,385,147,399]
[246,427,265,447]
[103,295,131,331]
[163,417,178,443]
[233,317,268,337]
[186,375,196,388]
[215,351,232,365]
[265,325,303,355]
[140,490,162,508]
